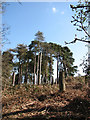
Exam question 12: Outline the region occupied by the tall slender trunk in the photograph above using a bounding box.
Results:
[57,56,59,84]
[42,74,45,84]
[50,54,53,85]
[12,71,15,86]
[88,2,90,87]
[63,56,67,78]
[34,52,36,85]
[59,71,65,92]
[59,71,63,92]
[37,53,39,85]
[18,63,22,84]
[24,62,28,83]
[39,52,42,84]
[20,64,22,84]
[45,60,48,84]
[18,63,21,84]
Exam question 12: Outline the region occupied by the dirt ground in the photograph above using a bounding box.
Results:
[2,79,90,120]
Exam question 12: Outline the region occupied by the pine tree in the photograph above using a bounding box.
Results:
[35,31,44,85]
[2,50,14,87]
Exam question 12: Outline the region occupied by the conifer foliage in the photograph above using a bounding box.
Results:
[2,31,77,91]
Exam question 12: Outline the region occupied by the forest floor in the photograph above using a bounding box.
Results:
[2,77,90,120]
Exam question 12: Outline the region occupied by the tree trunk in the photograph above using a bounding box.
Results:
[45,60,48,84]
[24,63,28,83]
[18,64,22,84]
[42,74,45,84]
[39,52,42,84]
[51,76,53,85]
[50,54,53,85]
[18,64,21,84]
[37,53,39,85]
[12,71,15,86]
[59,71,65,92]
[20,64,22,84]
[57,56,59,84]
[33,52,36,85]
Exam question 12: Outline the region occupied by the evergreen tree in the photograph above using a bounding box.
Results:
[2,50,14,87]
[10,44,28,84]
[34,31,45,85]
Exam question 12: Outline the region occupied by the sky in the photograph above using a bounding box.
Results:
[2,2,88,78]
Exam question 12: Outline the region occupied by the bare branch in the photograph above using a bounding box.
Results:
[81,25,90,37]
[70,4,90,9]
[65,37,90,44]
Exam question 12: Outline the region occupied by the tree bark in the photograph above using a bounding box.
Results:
[20,64,22,84]
[50,54,53,85]
[39,52,42,84]
[18,64,22,84]
[33,52,36,85]
[45,60,48,84]
[24,63,28,83]
[18,64,21,84]
[57,56,59,84]
[37,53,39,85]
[59,71,65,92]
[12,71,15,86]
